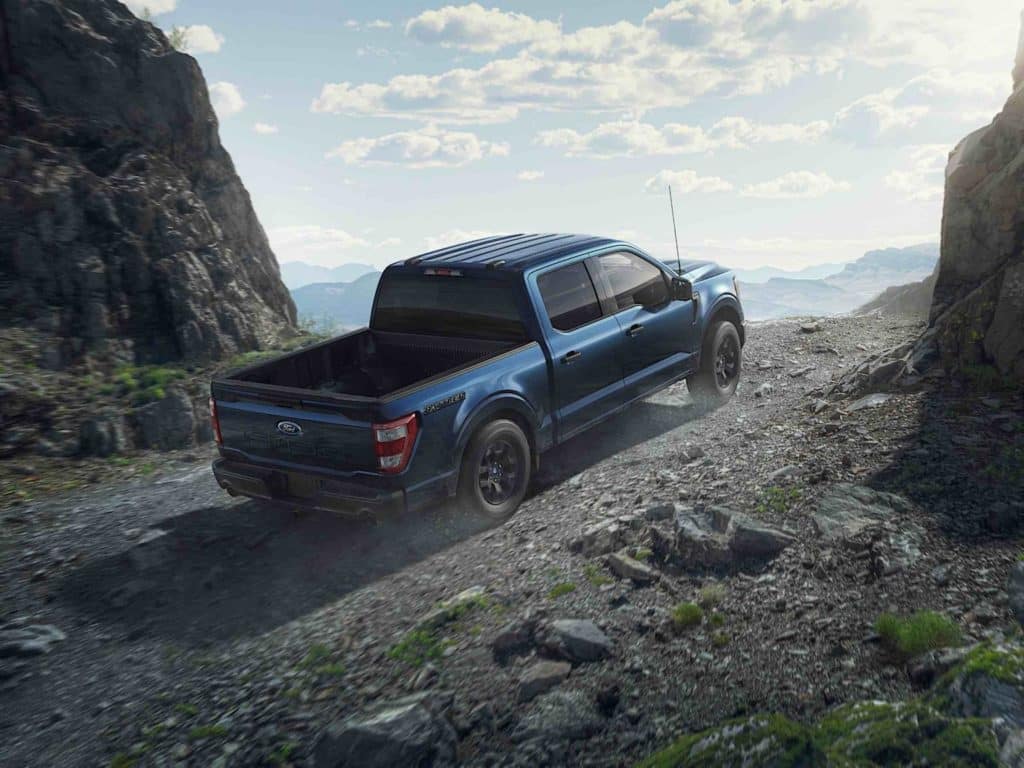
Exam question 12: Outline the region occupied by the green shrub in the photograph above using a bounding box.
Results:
[757,486,802,515]
[672,602,703,631]
[583,563,613,586]
[698,583,726,608]
[387,629,448,667]
[548,582,577,599]
[876,611,962,658]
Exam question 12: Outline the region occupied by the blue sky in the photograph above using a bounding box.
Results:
[127,0,1023,271]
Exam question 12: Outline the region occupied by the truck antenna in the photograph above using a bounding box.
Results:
[668,185,682,275]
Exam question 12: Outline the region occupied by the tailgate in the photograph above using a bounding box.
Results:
[213,383,379,474]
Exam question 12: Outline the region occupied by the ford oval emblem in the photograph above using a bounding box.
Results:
[276,420,302,437]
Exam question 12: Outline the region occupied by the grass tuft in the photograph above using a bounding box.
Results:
[875,611,962,658]
[698,583,726,608]
[548,582,577,599]
[672,602,703,631]
[388,629,449,667]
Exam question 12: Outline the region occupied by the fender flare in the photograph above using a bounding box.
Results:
[448,393,541,493]
[704,294,745,346]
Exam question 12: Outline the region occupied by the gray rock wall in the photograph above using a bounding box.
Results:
[0,0,296,368]
[932,25,1024,380]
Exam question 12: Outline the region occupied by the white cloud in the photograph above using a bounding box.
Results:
[367,20,393,29]
[645,169,734,195]
[740,171,850,199]
[253,122,279,135]
[177,24,224,54]
[124,0,177,16]
[833,69,1005,144]
[516,170,544,181]
[209,82,245,118]
[376,237,403,248]
[313,1,1020,127]
[406,3,560,52]
[424,229,501,250]
[884,144,949,202]
[537,117,829,159]
[344,20,360,29]
[327,125,510,168]
[268,226,370,266]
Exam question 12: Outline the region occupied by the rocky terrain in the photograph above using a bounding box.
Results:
[1,0,296,369]
[1,314,1022,767]
[0,0,298,462]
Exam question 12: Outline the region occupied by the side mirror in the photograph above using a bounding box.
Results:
[671,276,693,302]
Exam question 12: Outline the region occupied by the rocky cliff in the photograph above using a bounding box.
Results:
[930,18,1024,380]
[0,0,296,370]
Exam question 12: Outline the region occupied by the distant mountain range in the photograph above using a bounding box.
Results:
[287,242,940,330]
[280,261,378,290]
[291,271,381,333]
[740,243,939,320]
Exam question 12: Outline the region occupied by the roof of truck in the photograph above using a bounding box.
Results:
[403,233,619,272]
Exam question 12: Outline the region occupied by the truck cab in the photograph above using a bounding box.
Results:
[211,234,744,519]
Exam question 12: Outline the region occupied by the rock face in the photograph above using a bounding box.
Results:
[0,0,296,369]
[929,24,1024,381]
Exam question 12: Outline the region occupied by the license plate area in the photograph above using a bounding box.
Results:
[287,474,320,499]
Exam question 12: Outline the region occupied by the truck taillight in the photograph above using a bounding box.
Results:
[209,397,223,445]
[372,413,418,474]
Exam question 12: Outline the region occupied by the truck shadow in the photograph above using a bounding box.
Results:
[57,399,701,645]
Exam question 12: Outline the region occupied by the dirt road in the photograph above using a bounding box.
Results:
[2,315,1021,767]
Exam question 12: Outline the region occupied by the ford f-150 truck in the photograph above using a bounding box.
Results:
[210,234,745,519]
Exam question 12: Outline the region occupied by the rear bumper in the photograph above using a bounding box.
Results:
[212,458,406,515]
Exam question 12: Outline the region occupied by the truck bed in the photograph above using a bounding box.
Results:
[227,329,518,400]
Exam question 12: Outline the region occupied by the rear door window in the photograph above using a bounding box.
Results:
[537,262,603,332]
[597,252,669,311]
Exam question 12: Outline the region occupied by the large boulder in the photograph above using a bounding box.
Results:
[651,505,795,571]
[313,692,457,768]
[0,0,295,369]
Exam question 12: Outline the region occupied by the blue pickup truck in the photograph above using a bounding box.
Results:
[210,234,744,519]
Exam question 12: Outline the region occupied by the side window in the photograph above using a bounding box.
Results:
[598,252,669,311]
[537,262,603,332]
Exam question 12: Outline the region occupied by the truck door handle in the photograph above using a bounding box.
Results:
[626,323,644,338]
[562,350,582,364]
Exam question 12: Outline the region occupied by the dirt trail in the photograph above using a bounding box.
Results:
[1,315,1021,767]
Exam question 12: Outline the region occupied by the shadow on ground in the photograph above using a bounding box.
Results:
[868,383,1023,539]
[57,399,702,645]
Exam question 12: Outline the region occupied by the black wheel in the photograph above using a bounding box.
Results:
[457,419,531,519]
[688,320,742,408]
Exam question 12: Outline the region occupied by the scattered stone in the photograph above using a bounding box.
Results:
[1009,562,1024,627]
[517,660,571,703]
[789,365,816,378]
[579,520,629,558]
[812,485,912,543]
[644,503,676,522]
[800,323,822,334]
[313,691,456,768]
[754,383,774,399]
[606,551,658,585]
[414,586,487,632]
[908,647,972,688]
[539,620,612,663]
[809,399,829,414]
[931,564,952,587]
[492,619,535,661]
[134,389,198,450]
[513,691,603,745]
[0,624,66,658]
[768,465,799,481]
[846,393,892,412]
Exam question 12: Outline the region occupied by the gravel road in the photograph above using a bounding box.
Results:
[2,315,1021,767]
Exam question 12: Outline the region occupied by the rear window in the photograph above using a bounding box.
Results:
[372,271,527,341]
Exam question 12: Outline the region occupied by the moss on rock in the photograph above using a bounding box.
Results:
[636,714,817,768]
[814,700,999,767]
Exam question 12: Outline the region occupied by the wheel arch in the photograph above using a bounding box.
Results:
[705,295,745,346]
[449,394,540,495]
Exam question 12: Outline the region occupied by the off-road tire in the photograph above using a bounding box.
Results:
[456,419,531,520]
[688,320,742,408]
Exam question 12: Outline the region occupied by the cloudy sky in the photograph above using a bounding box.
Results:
[127,0,1023,271]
